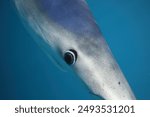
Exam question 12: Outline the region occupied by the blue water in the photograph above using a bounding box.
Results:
[0,0,150,100]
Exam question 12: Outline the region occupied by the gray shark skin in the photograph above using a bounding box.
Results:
[14,0,135,100]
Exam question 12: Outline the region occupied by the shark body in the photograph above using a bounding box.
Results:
[14,0,135,99]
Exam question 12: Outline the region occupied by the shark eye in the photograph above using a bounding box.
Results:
[64,49,77,65]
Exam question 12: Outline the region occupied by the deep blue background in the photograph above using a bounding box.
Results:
[0,0,150,99]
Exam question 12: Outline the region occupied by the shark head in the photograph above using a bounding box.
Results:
[14,0,135,99]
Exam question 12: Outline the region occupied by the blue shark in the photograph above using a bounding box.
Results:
[14,0,135,100]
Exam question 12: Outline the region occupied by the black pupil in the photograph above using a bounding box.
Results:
[64,52,74,65]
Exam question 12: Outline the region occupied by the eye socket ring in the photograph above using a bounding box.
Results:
[64,49,77,65]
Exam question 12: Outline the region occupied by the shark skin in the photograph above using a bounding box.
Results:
[14,0,136,100]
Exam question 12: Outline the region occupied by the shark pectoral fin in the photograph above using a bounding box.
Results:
[46,52,68,72]
[39,41,68,72]
[29,31,68,72]
[15,9,68,72]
